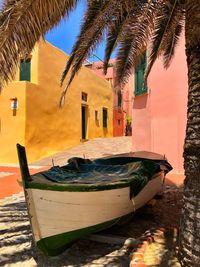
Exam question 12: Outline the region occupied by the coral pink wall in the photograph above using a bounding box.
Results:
[132,37,188,173]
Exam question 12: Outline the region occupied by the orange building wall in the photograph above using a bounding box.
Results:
[0,41,113,163]
[0,82,26,163]
[132,37,187,173]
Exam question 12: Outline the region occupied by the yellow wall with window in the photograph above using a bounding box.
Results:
[0,41,113,163]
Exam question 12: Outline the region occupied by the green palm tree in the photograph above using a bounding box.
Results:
[0,0,199,266]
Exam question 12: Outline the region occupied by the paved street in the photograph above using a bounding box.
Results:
[32,136,132,167]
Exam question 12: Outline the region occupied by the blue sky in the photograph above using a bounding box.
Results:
[45,1,110,62]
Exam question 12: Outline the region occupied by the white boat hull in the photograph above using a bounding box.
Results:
[26,172,163,255]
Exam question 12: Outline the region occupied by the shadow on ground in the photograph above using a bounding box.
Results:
[0,199,33,266]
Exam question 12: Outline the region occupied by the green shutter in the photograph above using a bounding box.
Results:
[134,53,147,96]
[20,59,31,81]
[138,69,144,90]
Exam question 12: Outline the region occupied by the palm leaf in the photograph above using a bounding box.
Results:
[60,0,106,85]
[60,0,124,105]
[103,2,140,75]
[103,11,129,75]
[144,0,184,82]
[114,0,158,87]
[163,22,184,68]
[0,0,78,90]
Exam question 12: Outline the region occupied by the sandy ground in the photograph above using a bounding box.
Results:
[0,184,183,267]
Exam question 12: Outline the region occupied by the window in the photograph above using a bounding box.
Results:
[81,92,88,102]
[106,78,113,86]
[117,90,122,107]
[20,58,31,81]
[134,53,147,96]
[10,97,18,116]
[102,108,108,128]
[95,110,98,121]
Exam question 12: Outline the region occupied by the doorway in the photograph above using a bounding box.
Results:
[81,105,88,140]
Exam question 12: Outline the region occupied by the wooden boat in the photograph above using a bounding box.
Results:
[17,144,172,256]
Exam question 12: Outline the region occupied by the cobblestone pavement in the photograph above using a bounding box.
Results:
[32,136,132,167]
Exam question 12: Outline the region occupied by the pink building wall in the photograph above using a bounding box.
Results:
[132,37,188,173]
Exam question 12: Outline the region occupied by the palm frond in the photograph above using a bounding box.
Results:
[103,11,129,75]
[114,0,158,87]
[144,0,185,81]
[103,1,141,75]
[0,0,187,102]
[60,0,125,105]
[163,22,184,68]
[0,0,78,90]
[60,0,107,86]
[115,37,139,87]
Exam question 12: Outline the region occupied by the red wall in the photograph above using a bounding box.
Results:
[132,37,188,173]
[113,109,124,136]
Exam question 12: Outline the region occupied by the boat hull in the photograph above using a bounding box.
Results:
[25,172,163,256]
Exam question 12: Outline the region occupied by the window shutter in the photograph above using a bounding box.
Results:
[20,59,31,81]
[134,53,147,96]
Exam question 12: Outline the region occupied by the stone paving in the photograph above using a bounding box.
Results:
[32,136,132,167]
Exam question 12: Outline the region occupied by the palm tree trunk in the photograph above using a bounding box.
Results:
[178,1,200,266]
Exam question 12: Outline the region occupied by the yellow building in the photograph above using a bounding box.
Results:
[0,41,113,163]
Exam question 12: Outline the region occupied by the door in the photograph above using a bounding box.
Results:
[81,106,87,140]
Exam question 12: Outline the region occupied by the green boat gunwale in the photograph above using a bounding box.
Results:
[26,179,133,191]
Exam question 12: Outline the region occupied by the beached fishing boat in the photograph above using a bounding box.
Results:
[17,144,172,256]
